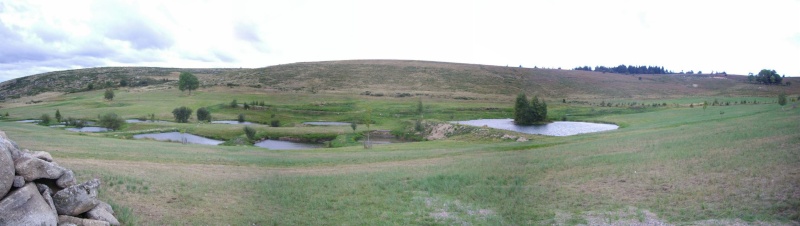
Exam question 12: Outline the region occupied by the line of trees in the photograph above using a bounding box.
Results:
[514,93,547,125]
[574,65,675,74]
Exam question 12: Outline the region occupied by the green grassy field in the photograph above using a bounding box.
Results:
[0,85,798,225]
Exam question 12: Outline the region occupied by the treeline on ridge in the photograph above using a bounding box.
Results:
[573,65,726,75]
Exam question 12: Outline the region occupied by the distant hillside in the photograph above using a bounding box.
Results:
[0,67,239,99]
[218,60,797,98]
[1,60,796,100]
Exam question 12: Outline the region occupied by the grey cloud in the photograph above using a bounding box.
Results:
[105,19,174,50]
[0,20,59,63]
[92,1,174,50]
[181,49,237,63]
[234,21,262,43]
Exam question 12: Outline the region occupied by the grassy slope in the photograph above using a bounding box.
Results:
[0,60,798,224]
[1,94,798,224]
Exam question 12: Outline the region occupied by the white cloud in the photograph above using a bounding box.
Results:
[0,0,798,82]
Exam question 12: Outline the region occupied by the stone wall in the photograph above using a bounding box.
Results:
[0,130,120,226]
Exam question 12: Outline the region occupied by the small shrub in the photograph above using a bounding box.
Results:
[270,120,280,127]
[778,93,787,106]
[104,89,114,101]
[414,119,423,132]
[243,103,250,110]
[230,99,238,108]
[172,106,193,123]
[39,114,52,125]
[98,113,125,130]
[244,126,256,140]
[237,114,245,123]
[197,107,211,122]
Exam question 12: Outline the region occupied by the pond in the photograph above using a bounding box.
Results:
[66,127,109,133]
[303,121,351,126]
[133,132,224,145]
[211,120,254,125]
[254,140,324,150]
[454,119,618,136]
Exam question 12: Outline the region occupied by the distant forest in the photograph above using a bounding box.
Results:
[573,65,725,75]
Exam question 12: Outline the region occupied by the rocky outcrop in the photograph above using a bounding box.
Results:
[427,123,454,140]
[0,130,119,225]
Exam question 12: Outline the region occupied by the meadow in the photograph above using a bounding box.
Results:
[0,86,797,225]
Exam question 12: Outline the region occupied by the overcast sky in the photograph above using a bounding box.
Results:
[1,0,798,82]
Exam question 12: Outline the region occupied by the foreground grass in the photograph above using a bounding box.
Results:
[1,98,797,224]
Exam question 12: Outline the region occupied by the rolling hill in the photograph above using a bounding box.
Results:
[1,60,797,101]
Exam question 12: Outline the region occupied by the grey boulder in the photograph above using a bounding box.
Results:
[14,156,74,187]
[0,132,15,198]
[53,178,101,216]
[0,182,58,226]
[87,201,120,226]
[29,150,54,162]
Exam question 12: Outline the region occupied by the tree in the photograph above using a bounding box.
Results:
[178,72,200,95]
[55,109,62,123]
[237,113,246,123]
[104,89,114,101]
[350,122,357,132]
[417,98,424,116]
[230,99,238,108]
[703,101,708,110]
[530,96,547,122]
[514,93,533,125]
[244,126,256,140]
[756,69,782,85]
[197,107,211,122]
[98,113,125,131]
[530,96,542,122]
[119,80,128,87]
[364,107,372,149]
[172,106,193,123]
[87,84,94,90]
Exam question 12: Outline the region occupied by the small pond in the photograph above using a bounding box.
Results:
[66,127,109,133]
[125,119,169,123]
[211,120,254,125]
[133,132,224,145]
[254,140,324,150]
[303,121,351,126]
[454,119,618,136]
